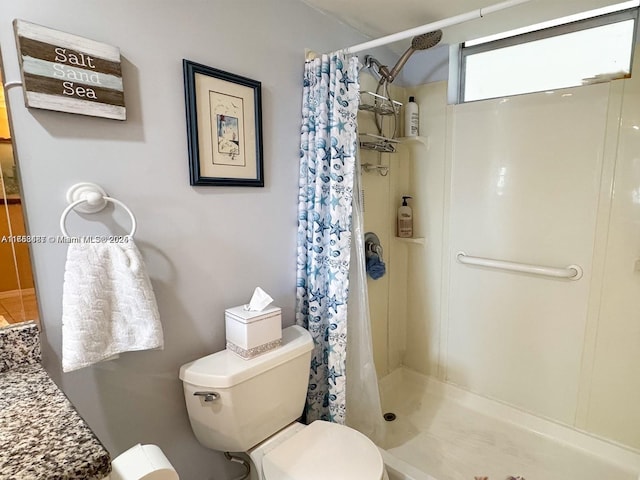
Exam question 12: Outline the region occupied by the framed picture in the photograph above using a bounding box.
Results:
[183,59,264,187]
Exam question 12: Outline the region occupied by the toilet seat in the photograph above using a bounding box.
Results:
[262,421,385,480]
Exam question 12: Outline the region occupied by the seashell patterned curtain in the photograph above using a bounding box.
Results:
[295,52,359,424]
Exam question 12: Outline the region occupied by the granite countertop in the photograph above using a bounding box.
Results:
[0,323,111,479]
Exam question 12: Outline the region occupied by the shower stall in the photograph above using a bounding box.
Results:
[354,38,640,480]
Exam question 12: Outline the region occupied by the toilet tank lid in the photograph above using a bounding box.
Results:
[179,325,313,388]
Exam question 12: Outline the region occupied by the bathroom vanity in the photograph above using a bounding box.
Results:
[0,322,111,479]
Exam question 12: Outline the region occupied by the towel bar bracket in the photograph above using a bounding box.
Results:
[66,183,108,214]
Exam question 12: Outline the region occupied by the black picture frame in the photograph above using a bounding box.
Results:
[183,59,264,187]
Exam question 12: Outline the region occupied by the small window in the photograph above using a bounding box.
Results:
[458,6,638,103]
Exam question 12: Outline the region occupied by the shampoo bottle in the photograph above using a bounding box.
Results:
[397,196,413,238]
[404,96,419,137]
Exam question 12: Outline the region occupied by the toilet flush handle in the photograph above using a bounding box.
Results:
[193,391,220,402]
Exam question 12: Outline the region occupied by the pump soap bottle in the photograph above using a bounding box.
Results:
[397,196,413,238]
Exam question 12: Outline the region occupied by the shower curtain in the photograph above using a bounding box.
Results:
[296,52,359,423]
[296,52,384,442]
[345,150,386,445]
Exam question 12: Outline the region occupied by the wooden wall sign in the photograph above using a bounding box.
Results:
[13,20,126,120]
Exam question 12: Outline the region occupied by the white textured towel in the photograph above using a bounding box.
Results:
[62,240,163,372]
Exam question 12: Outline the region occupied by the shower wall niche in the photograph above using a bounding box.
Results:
[358,74,447,379]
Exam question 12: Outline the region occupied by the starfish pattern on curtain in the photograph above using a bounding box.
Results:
[296,52,360,424]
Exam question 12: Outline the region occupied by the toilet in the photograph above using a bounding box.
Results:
[179,325,388,480]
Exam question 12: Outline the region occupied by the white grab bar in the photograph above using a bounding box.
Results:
[456,251,583,280]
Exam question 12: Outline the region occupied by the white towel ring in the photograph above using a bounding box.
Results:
[59,183,137,238]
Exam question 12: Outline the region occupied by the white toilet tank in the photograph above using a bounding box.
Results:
[179,325,313,452]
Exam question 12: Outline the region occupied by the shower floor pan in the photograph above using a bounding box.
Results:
[379,368,640,480]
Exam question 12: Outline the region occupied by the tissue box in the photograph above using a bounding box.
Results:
[225,305,282,359]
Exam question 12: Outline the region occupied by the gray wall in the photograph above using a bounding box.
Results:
[0,1,378,478]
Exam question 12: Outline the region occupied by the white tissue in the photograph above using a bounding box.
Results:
[244,287,274,311]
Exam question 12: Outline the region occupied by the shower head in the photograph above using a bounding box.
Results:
[411,30,443,50]
[378,30,443,84]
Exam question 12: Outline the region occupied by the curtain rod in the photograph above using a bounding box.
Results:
[337,0,534,54]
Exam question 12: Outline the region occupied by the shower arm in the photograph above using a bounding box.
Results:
[378,47,415,84]
[365,49,416,84]
[364,56,386,82]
